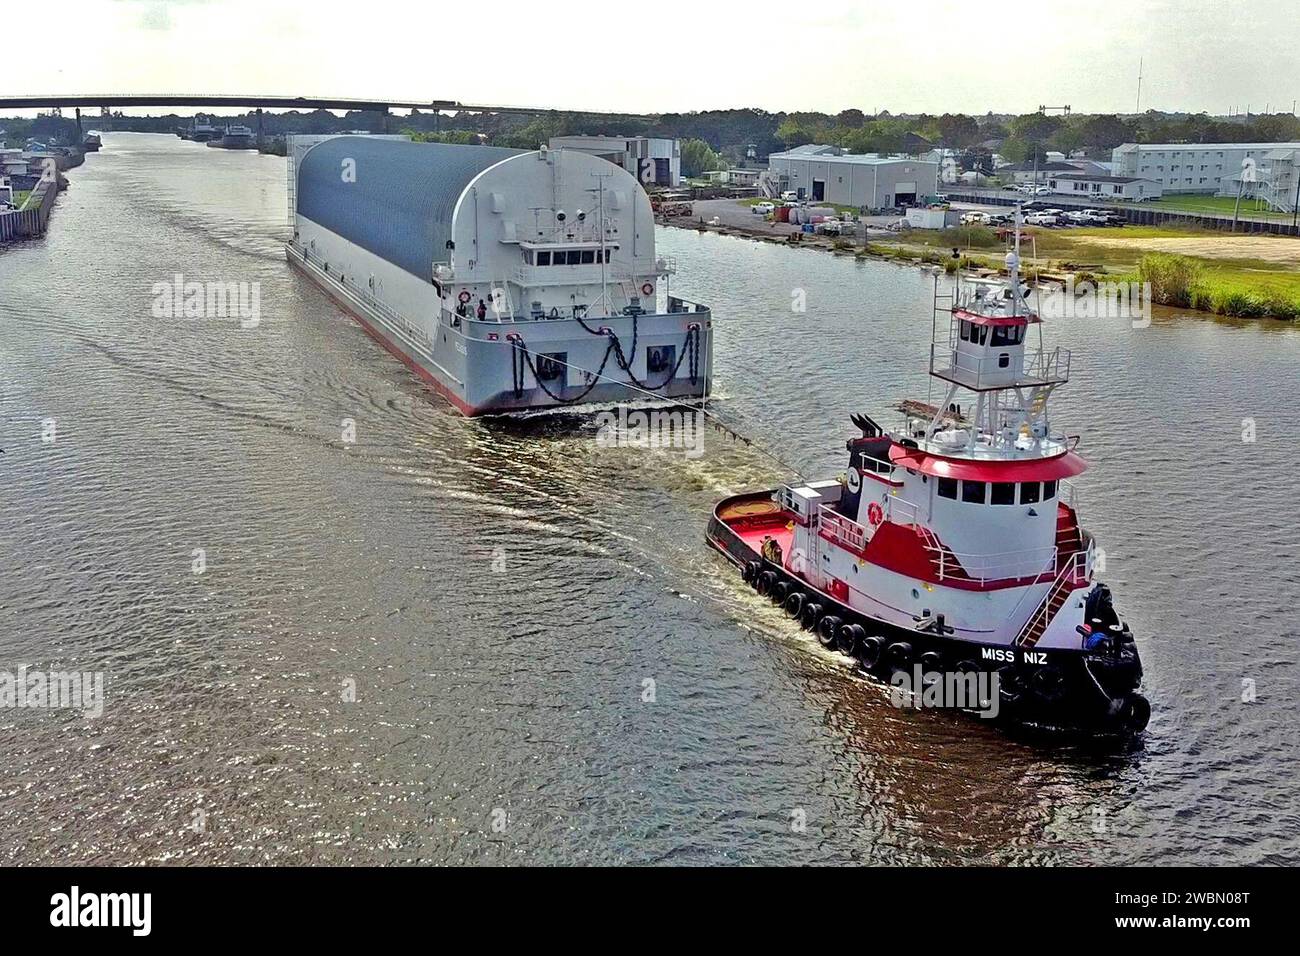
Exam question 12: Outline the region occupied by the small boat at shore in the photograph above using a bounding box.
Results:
[707,216,1149,736]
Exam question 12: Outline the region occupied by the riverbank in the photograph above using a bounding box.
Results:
[665,200,1300,320]
[0,175,61,242]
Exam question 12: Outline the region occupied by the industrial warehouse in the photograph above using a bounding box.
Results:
[766,144,940,208]
[285,136,712,414]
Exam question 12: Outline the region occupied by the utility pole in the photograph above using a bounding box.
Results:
[1135,57,1143,114]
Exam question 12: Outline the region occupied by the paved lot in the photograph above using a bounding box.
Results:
[680,198,902,240]
[686,198,799,236]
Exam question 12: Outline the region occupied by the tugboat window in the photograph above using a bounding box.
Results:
[581,250,595,264]
[1021,482,1041,504]
[536,251,550,266]
[961,480,986,503]
[567,250,583,265]
[991,325,1024,347]
[1043,480,1057,499]
[959,321,971,341]
[937,477,958,499]
[991,482,1016,505]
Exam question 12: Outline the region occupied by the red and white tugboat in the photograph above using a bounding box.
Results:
[707,228,1149,735]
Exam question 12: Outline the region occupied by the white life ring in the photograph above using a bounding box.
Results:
[845,468,862,495]
[640,282,654,296]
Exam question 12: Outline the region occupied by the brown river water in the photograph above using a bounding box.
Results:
[1,133,1297,864]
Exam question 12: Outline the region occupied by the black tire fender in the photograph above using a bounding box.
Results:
[1031,666,1067,703]
[783,591,805,618]
[857,634,884,669]
[918,650,943,676]
[996,665,1023,705]
[816,615,842,649]
[1116,693,1151,732]
[886,641,914,670]
[838,623,866,656]
[800,602,823,631]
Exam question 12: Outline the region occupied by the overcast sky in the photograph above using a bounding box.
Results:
[8,0,1298,117]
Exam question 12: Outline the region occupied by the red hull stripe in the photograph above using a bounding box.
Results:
[889,445,1088,481]
[289,256,478,416]
[953,307,1041,327]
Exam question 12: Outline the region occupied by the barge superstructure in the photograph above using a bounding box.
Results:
[286,135,712,415]
[708,230,1148,734]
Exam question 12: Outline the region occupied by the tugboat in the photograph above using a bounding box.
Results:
[707,218,1149,735]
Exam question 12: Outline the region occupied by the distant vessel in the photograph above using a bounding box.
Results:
[708,217,1148,735]
[206,125,257,150]
[83,131,102,152]
[180,115,220,143]
[285,136,713,415]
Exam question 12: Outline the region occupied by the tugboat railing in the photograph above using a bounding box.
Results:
[926,543,1058,584]
[1013,550,1089,647]
[818,506,868,553]
[930,345,1071,390]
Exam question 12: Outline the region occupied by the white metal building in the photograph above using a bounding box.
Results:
[767,147,940,208]
[548,135,680,187]
[1112,142,1300,209]
[703,167,761,187]
[1047,172,1163,201]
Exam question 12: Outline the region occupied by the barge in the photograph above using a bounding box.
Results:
[286,135,713,415]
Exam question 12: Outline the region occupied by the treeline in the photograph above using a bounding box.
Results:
[8,106,1299,164]
[405,108,1300,163]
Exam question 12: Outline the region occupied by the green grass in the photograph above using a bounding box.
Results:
[1135,194,1294,221]
[873,221,1300,319]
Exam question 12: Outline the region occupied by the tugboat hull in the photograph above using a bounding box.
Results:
[707,491,1149,736]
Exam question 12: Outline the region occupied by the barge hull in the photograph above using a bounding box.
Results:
[287,241,712,416]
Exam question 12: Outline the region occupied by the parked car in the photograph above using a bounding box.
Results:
[960,211,991,225]
[1031,185,1051,196]
[1025,212,1059,226]
[779,191,798,202]
[752,201,775,215]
